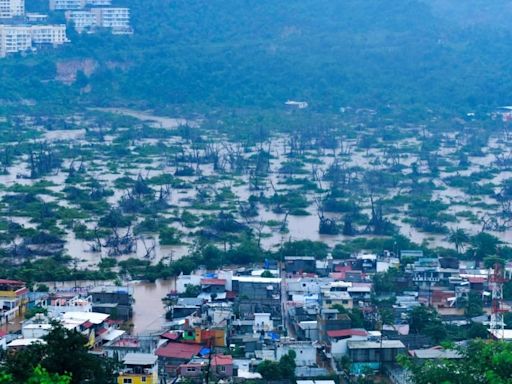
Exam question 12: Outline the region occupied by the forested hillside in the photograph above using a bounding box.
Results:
[2,0,512,113]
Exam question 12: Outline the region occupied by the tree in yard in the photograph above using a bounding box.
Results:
[409,305,446,342]
[181,284,201,298]
[400,340,512,384]
[423,321,447,344]
[467,322,488,339]
[350,307,365,328]
[256,360,281,381]
[483,256,505,269]
[0,365,71,384]
[332,304,365,329]
[470,232,500,265]
[465,291,484,318]
[261,270,274,278]
[379,307,394,325]
[373,268,401,294]
[448,228,469,254]
[256,351,296,381]
[3,324,115,384]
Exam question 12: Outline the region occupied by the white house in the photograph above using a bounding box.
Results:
[253,313,273,334]
[276,341,317,366]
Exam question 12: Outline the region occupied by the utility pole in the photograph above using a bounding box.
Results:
[204,336,214,384]
[489,263,507,339]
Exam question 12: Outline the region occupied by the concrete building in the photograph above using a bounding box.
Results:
[49,0,82,11]
[328,329,368,357]
[0,279,28,322]
[117,353,158,384]
[176,274,202,294]
[284,256,316,275]
[91,7,131,34]
[234,276,282,320]
[25,13,48,22]
[156,341,203,376]
[200,278,226,296]
[104,336,142,361]
[286,277,332,299]
[347,339,406,374]
[322,290,353,310]
[0,25,31,57]
[42,292,92,316]
[178,355,233,382]
[85,0,111,5]
[253,313,273,334]
[0,24,67,57]
[232,276,281,301]
[22,314,53,339]
[0,0,24,19]
[50,0,112,9]
[30,24,68,45]
[90,286,133,321]
[275,341,317,367]
[65,10,96,32]
[317,310,351,343]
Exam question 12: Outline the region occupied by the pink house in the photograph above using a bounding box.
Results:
[178,354,233,381]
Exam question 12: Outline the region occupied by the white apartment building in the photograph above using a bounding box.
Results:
[26,13,48,22]
[31,24,68,45]
[91,7,130,33]
[66,7,131,34]
[65,10,96,32]
[50,0,112,10]
[0,0,24,18]
[49,0,82,11]
[84,0,111,5]
[0,24,31,57]
[0,24,68,57]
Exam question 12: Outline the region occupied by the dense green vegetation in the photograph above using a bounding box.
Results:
[0,324,115,384]
[2,1,512,114]
[401,340,512,384]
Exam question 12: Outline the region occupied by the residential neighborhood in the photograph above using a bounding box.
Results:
[0,246,510,383]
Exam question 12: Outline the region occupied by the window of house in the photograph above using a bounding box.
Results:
[141,377,147,383]
[187,368,196,372]
[123,379,132,384]
[219,366,226,372]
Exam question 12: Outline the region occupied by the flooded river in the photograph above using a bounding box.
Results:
[44,279,175,335]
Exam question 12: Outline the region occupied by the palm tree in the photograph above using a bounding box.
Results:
[448,228,469,254]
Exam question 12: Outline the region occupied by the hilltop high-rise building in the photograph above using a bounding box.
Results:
[0,0,25,18]
[49,0,112,11]
[49,0,82,11]
[0,24,68,57]
[66,7,131,34]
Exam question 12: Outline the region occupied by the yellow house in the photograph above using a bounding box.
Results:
[194,328,226,347]
[117,353,158,384]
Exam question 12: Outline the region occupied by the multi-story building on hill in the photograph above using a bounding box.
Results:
[0,24,68,57]
[0,0,24,19]
[49,0,82,11]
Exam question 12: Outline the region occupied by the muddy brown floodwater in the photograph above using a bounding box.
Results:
[128,279,175,335]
